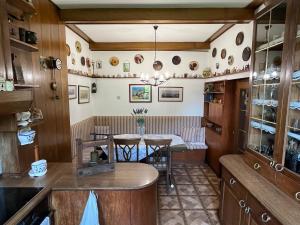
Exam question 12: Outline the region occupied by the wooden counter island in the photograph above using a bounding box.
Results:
[0,163,159,225]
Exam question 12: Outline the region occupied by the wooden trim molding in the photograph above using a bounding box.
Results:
[89,42,210,51]
[60,8,254,24]
[205,24,235,43]
[246,0,266,9]
[65,24,93,43]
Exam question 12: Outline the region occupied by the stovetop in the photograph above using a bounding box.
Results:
[0,187,43,224]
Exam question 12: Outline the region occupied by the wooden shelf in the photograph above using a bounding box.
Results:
[10,38,38,52]
[250,117,276,125]
[0,90,33,115]
[7,0,36,15]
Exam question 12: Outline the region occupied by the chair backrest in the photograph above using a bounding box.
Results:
[144,139,172,170]
[113,138,141,162]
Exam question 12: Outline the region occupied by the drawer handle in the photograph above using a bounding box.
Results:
[239,200,246,208]
[295,192,300,201]
[245,206,251,214]
[253,163,261,170]
[275,163,284,172]
[261,213,271,223]
[229,178,236,185]
[269,161,276,168]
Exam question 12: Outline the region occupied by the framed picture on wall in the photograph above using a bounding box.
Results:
[123,62,130,72]
[158,87,183,102]
[129,84,152,103]
[78,85,90,104]
[68,85,77,99]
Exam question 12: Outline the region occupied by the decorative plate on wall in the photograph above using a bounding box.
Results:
[172,56,181,65]
[110,56,119,66]
[81,56,85,66]
[75,41,82,53]
[86,58,91,68]
[134,54,144,64]
[228,55,234,66]
[242,47,252,61]
[153,60,163,71]
[212,48,217,58]
[66,44,71,56]
[221,49,227,59]
[189,61,199,71]
[236,32,244,46]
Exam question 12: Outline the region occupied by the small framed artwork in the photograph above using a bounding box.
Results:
[129,84,152,103]
[123,62,130,72]
[78,85,90,104]
[158,87,183,102]
[68,85,77,99]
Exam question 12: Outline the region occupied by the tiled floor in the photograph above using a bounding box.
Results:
[157,163,221,225]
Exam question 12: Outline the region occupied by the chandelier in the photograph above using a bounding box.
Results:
[140,25,171,86]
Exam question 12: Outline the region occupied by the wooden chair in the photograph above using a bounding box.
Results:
[113,138,141,162]
[144,139,173,190]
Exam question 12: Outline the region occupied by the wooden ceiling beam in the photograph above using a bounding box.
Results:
[89,42,210,51]
[205,24,235,43]
[60,8,254,24]
[65,24,93,43]
[246,0,266,9]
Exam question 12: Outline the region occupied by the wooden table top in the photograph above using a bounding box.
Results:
[220,155,300,225]
[0,163,159,190]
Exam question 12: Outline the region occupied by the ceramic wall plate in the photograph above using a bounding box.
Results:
[86,58,91,68]
[228,55,234,65]
[81,56,85,66]
[66,44,70,56]
[242,47,252,61]
[134,54,144,64]
[172,56,181,65]
[212,48,217,58]
[221,49,227,59]
[153,60,163,71]
[110,56,119,66]
[75,41,82,53]
[236,32,244,46]
[189,61,199,71]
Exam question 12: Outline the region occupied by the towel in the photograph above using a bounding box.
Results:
[80,191,100,225]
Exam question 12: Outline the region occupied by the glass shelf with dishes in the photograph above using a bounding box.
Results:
[248,2,287,160]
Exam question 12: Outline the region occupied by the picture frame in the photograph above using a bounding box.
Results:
[68,85,77,99]
[123,62,130,72]
[129,84,152,103]
[78,85,90,104]
[158,87,183,102]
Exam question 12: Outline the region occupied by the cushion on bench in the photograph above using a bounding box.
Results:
[185,142,208,150]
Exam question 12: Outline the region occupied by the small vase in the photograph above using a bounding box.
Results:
[137,125,145,136]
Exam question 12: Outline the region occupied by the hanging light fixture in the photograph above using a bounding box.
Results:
[140,25,170,86]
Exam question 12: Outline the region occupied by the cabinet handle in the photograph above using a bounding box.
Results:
[245,206,251,214]
[261,213,271,223]
[269,161,276,168]
[229,178,236,185]
[253,163,261,170]
[295,192,300,201]
[274,163,284,172]
[239,200,246,208]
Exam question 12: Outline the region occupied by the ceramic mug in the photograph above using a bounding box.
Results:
[31,159,47,174]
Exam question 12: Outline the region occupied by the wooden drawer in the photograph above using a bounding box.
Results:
[244,151,276,184]
[276,171,300,203]
[222,167,247,201]
[247,194,282,225]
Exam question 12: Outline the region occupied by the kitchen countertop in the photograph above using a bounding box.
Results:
[0,162,159,225]
[220,154,300,225]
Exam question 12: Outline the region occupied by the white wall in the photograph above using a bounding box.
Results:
[209,23,253,74]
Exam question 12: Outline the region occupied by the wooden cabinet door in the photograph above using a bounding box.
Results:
[221,182,244,225]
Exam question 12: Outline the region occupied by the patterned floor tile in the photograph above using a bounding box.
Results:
[190,176,209,184]
[208,177,220,185]
[179,196,203,209]
[174,176,192,184]
[173,168,188,175]
[200,164,209,168]
[195,184,217,196]
[202,168,217,177]
[184,210,210,225]
[176,185,197,195]
[187,168,204,176]
[159,185,178,196]
[159,176,167,184]
[173,164,186,168]
[160,196,181,209]
[212,183,221,195]
[185,164,201,168]
[160,210,185,225]
[200,196,220,209]
[207,210,221,225]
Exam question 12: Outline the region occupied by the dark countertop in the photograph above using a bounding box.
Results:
[220,154,300,225]
[0,162,159,225]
